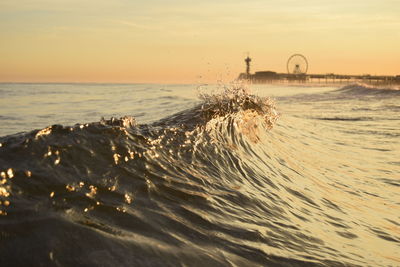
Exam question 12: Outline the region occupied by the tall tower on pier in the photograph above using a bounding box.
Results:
[245,55,252,78]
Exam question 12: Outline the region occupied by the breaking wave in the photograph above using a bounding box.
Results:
[0,85,398,266]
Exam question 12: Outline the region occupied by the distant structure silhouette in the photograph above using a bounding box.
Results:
[238,54,400,85]
[245,55,251,79]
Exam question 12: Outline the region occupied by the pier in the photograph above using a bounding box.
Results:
[238,54,400,85]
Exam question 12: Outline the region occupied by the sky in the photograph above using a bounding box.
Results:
[0,0,399,83]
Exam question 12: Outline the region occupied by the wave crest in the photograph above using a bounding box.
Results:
[336,83,400,96]
[199,84,279,129]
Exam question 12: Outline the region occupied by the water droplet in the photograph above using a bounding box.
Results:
[0,187,10,197]
[66,185,75,192]
[116,207,126,213]
[113,153,121,164]
[124,193,132,204]
[7,168,14,179]
[85,185,97,198]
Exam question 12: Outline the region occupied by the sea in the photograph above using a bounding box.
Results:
[0,82,399,266]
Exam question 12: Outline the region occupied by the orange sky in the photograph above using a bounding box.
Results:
[0,0,399,83]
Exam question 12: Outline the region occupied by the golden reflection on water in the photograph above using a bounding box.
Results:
[265,98,400,265]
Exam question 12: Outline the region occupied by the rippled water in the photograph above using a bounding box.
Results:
[0,83,399,266]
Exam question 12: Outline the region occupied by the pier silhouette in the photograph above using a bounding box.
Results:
[239,54,400,85]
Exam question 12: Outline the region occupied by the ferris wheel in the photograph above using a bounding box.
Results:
[287,54,308,74]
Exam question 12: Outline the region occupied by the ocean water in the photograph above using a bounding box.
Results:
[0,83,399,266]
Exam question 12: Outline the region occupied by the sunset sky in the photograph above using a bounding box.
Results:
[0,0,399,83]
